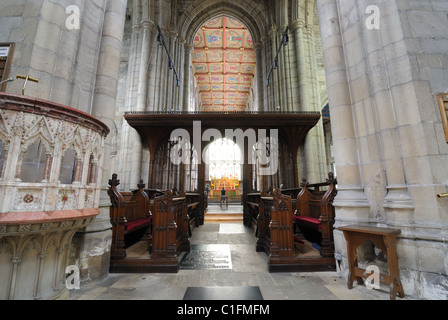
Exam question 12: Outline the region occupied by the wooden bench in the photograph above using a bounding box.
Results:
[150,189,190,258]
[186,192,201,233]
[256,189,298,258]
[246,192,261,229]
[108,175,152,260]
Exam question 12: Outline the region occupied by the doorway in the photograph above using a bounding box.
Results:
[204,137,244,223]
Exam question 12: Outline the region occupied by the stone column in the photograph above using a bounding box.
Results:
[27,1,65,100]
[72,158,83,183]
[129,19,153,188]
[42,154,53,182]
[89,160,98,185]
[183,43,193,112]
[14,150,25,181]
[293,19,327,183]
[292,19,309,110]
[118,7,142,189]
[0,146,8,180]
[80,0,128,281]
[356,0,414,226]
[316,0,370,221]
[253,42,265,112]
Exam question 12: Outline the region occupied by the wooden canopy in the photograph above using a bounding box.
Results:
[124,111,321,158]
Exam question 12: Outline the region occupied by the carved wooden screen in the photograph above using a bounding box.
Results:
[439,94,448,143]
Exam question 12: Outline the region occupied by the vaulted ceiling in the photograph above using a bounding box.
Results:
[192,16,256,112]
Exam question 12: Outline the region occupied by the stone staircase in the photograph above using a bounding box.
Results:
[204,203,244,222]
[204,213,243,223]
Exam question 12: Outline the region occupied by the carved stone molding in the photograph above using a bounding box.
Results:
[0,209,99,300]
[0,93,109,214]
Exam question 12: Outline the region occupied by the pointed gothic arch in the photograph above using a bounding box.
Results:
[179,0,266,45]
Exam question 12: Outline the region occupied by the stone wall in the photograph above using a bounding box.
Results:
[317,0,448,299]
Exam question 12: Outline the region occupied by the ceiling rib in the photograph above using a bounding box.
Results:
[192,16,256,112]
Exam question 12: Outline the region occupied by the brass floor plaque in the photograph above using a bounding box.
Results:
[179,244,232,270]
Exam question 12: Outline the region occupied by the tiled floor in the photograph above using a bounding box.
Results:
[69,214,399,301]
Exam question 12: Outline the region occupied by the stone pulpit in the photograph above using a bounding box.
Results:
[0,93,109,300]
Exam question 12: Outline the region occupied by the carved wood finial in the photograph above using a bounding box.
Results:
[107,174,121,207]
[327,172,337,185]
[108,173,120,188]
[273,188,282,197]
[300,177,308,187]
[137,179,145,189]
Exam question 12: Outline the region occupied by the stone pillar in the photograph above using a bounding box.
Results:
[14,150,25,181]
[73,158,83,183]
[89,160,98,185]
[26,1,65,100]
[292,19,309,110]
[118,4,142,190]
[316,0,370,222]
[0,146,8,180]
[129,19,154,188]
[79,0,128,282]
[293,19,327,183]
[183,43,193,112]
[42,154,53,182]
[353,0,414,226]
[253,42,265,111]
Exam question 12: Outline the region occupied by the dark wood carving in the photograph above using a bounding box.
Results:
[107,174,192,273]
[253,173,337,272]
[108,175,152,260]
[270,189,295,258]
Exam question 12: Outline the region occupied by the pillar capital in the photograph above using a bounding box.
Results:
[303,25,313,35]
[291,19,306,31]
[184,43,193,53]
[132,24,142,32]
[252,42,263,51]
[141,19,152,29]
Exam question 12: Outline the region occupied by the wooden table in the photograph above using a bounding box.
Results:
[338,225,404,300]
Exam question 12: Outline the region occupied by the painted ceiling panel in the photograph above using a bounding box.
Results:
[193,16,255,112]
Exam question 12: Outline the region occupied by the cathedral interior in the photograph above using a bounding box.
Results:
[0,0,447,302]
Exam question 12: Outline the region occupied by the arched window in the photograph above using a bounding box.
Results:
[20,139,47,183]
[60,146,77,184]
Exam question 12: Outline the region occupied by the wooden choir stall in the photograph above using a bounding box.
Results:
[247,173,337,272]
[108,110,341,274]
[107,174,200,273]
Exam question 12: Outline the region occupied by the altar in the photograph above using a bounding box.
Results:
[209,177,241,200]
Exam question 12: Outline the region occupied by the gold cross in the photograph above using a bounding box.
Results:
[16,74,39,95]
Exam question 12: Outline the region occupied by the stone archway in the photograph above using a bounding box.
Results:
[178,0,266,44]
[178,0,268,113]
